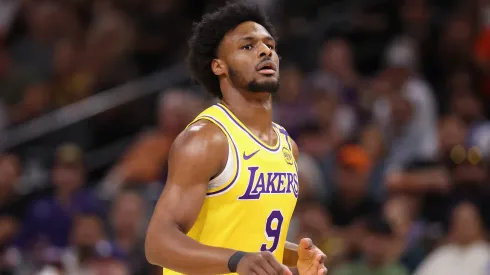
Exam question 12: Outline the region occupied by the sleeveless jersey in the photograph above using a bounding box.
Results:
[163,103,299,275]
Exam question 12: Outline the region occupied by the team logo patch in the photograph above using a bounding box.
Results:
[282,147,294,165]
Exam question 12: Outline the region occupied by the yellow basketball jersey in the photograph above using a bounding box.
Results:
[163,103,298,275]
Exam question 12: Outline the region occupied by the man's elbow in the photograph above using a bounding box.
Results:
[145,231,163,266]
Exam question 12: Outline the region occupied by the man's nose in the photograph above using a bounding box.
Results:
[258,43,272,58]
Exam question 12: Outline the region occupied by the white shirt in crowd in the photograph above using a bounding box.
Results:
[414,241,490,275]
[373,77,438,171]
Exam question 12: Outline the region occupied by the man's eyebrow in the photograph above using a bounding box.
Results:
[238,35,275,42]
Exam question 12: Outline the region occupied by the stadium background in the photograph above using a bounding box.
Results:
[1,0,490,274]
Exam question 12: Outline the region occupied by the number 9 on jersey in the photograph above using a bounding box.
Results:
[260,210,284,253]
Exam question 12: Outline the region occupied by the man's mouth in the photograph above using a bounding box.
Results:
[256,60,277,75]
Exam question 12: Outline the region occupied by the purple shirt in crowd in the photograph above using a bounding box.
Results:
[15,189,102,249]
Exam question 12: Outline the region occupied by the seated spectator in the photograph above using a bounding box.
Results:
[374,36,438,172]
[0,154,23,247]
[292,197,347,267]
[62,213,124,274]
[273,62,311,136]
[15,144,102,251]
[86,258,130,275]
[109,190,150,275]
[414,201,490,275]
[383,195,427,272]
[325,144,380,227]
[332,216,409,275]
[103,89,206,192]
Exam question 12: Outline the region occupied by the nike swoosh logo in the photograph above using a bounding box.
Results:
[243,149,260,160]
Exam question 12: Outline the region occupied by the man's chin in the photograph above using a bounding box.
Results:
[248,79,280,94]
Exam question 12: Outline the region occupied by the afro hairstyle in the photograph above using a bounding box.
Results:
[186,1,277,98]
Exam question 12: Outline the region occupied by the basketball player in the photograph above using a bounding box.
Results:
[145,2,327,275]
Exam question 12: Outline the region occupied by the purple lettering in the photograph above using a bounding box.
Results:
[238,167,260,200]
[292,174,299,198]
[266,173,279,193]
[239,167,299,200]
[277,173,286,193]
[252,173,266,194]
[286,173,294,193]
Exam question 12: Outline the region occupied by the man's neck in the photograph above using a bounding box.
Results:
[221,88,274,134]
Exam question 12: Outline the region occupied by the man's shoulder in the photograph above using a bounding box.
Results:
[178,119,228,145]
[171,119,228,158]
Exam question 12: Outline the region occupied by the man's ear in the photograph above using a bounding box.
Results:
[211,59,226,76]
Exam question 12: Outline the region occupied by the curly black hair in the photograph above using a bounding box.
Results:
[187,1,277,98]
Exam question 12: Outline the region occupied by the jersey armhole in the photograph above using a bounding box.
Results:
[273,123,298,172]
[188,116,241,197]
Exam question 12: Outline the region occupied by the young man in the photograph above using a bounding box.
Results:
[145,2,327,275]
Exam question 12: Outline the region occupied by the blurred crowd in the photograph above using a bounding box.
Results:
[2,0,490,274]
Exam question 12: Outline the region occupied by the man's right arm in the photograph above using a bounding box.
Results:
[145,120,291,275]
[144,120,237,274]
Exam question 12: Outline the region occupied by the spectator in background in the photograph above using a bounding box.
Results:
[414,202,490,275]
[292,198,347,268]
[399,0,430,43]
[296,152,327,200]
[86,258,130,275]
[438,15,474,73]
[109,191,150,275]
[82,9,137,92]
[447,76,484,126]
[310,88,357,146]
[0,154,21,229]
[62,213,124,274]
[374,36,438,173]
[474,1,490,100]
[273,62,310,136]
[9,1,58,80]
[326,144,379,228]
[438,115,467,159]
[0,65,49,125]
[315,38,360,104]
[383,195,427,273]
[15,144,102,253]
[0,154,25,271]
[104,89,206,192]
[332,217,409,275]
[50,36,91,108]
[307,38,360,140]
[384,116,464,213]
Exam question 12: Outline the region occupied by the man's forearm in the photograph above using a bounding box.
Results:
[145,226,236,274]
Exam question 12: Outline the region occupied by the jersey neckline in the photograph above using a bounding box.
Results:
[215,103,281,152]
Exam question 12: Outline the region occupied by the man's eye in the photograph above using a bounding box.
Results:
[241,45,253,50]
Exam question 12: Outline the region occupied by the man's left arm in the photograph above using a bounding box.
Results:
[284,241,299,274]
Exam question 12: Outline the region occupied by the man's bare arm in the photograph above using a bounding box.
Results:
[145,120,236,274]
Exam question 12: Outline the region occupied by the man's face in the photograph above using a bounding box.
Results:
[215,21,280,94]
